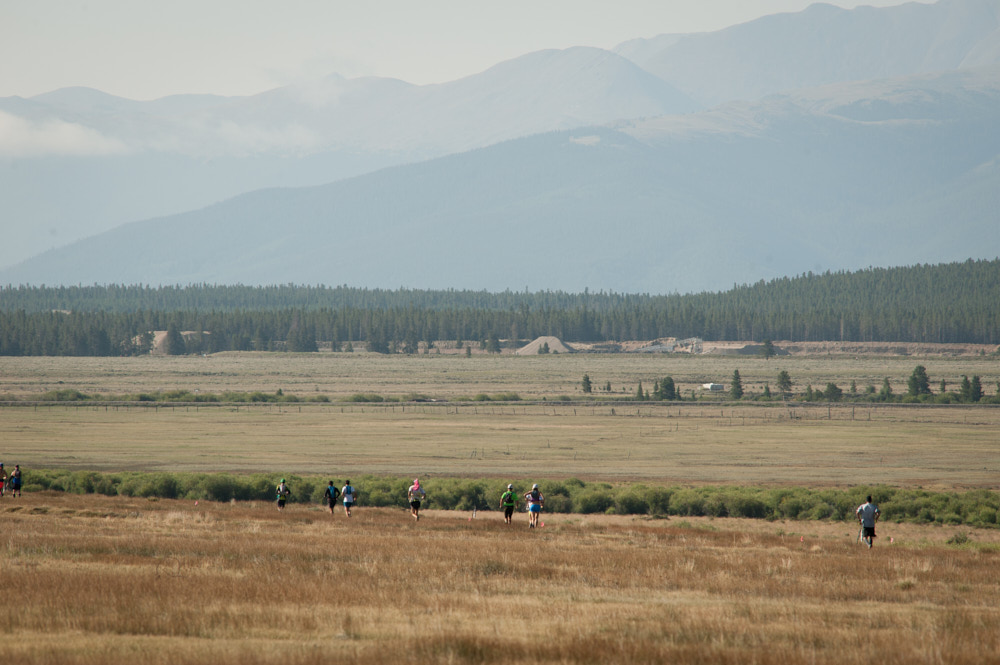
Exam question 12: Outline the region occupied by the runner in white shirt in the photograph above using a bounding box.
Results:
[856,495,880,549]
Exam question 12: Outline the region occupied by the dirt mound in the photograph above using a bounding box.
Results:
[515,336,575,355]
[149,330,210,354]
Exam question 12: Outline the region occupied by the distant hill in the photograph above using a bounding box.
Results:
[616,0,1000,106]
[0,48,693,269]
[4,0,1000,273]
[3,66,998,294]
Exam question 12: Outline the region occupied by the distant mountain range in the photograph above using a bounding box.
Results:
[0,47,695,269]
[5,65,998,293]
[1,0,998,291]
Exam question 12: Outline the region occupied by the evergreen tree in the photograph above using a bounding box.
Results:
[960,375,972,402]
[660,376,676,401]
[164,322,186,355]
[763,383,771,399]
[486,332,501,354]
[581,374,592,393]
[907,365,931,397]
[776,370,792,394]
[823,382,843,401]
[878,377,893,401]
[970,375,984,403]
[759,339,776,360]
[730,370,743,400]
[635,381,644,401]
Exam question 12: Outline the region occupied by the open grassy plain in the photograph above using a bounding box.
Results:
[1,352,998,486]
[2,493,998,665]
[2,402,999,488]
[2,352,999,663]
[1,349,998,401]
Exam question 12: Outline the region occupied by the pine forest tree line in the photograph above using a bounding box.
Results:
[1,259,998,356]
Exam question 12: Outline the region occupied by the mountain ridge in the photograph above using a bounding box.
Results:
[4,66,997,294]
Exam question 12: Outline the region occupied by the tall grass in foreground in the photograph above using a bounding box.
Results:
[1,494,998,664]
[20,469,1000,528]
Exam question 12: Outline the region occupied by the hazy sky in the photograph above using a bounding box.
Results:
[4,0,919,100]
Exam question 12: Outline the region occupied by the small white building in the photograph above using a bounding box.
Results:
[702,383,725,391]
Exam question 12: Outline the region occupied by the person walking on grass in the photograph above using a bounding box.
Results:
[275,478,290,511]
[407,478,426,522]
[524,484,544,528]
[323,481,341,516]
[342,480,357,518]
[856,495,880,548]
[0,464,6,497]
[499,484,519,525]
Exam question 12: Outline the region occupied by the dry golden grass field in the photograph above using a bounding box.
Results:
[1,352,999,486]
[1,350,998,401]
[2,402,999,487]
[1,493,998,665]
[1,352,998,663]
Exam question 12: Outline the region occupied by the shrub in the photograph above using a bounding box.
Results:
[615,492,650,515]
[544,494,573,513]
[776,494,807,520]
[669,489,705,516]
[646,487,673,516]
[703,493,728,517]
[726,493,768,519]
[342,393,384,403]
[974,508,997,525]
[575,490,614,514]
[806,502,836,520]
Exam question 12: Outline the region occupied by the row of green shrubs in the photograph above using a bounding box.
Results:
[16,470,999,528]
[28,389,525,404]
[35,388,332,403]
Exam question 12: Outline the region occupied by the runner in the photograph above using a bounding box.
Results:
[407,478,426,522]
[342,480,357,518]
[499,484,518,524]
[10,465,21,498]
[275,478,290,511]
[323,481,341,516]
[856,494,881,549]
[524,483,544,528]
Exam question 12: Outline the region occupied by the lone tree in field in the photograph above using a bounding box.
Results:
[759,339,776,360]
[655,376,677,401]
[581,374,592,393]
[907,365,932,397]
[776,370,792,394]
[730,370,744,400]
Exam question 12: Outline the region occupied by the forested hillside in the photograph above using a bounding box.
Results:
[1,259,997,356]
